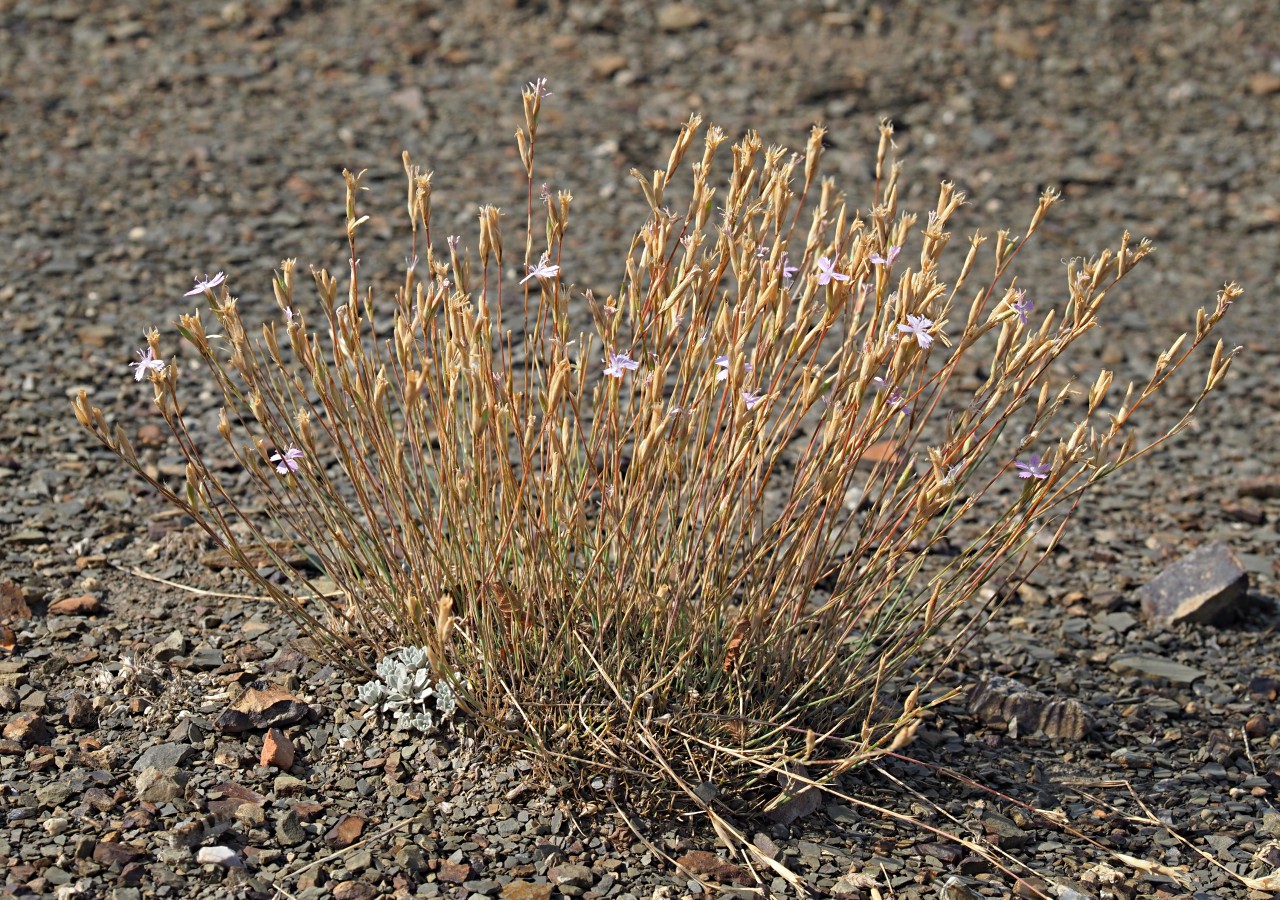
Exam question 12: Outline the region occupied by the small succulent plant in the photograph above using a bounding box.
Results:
[357,646,459,733]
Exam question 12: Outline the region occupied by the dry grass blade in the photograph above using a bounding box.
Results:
[111,560,343,603]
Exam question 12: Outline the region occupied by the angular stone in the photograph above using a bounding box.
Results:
[64,691,96,728]
[133,742,194,772]
[1137,541,1248,626]
[394,845,426,874]
[332,883,377,900]
[120,808,156,830]
[83,786,116,812]
[437,859,472,883]
[291,799,324,820]
[274,773,307,796]
[93,841,145,867]
[153,630,187,661]
[44,865,72,885]
[979,809,1027,847]
[3,710,52,746]
[751,832,779,860]
[234,802,266,828]
[207,797,244,821]
[462,878,501,895]
[137,766,189,802]
[261,726,295,769]
[1109,654,1205,685]
[188,644,224,670]
[967,674,1091,740]
[36,781,73,807]
[216,684,310,732]
[916,841,964,865]
[501,880,553,900]
[275,808,307,846]
[547,860,591,891]
[324,813,366,849]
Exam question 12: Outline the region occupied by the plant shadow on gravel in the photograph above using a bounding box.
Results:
[72,82,1241,888]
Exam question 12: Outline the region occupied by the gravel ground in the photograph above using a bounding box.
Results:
[2,1,1279,898]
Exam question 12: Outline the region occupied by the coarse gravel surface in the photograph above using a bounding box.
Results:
[2,1,1279,898]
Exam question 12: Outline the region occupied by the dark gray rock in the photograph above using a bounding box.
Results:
[1137,541,1249,626]
[276,808,307,846]
[188,644,225,670]
[132,743,194,772]
[1109,654,1205,685]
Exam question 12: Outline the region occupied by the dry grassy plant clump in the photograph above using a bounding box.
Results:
[75,81,1240,820]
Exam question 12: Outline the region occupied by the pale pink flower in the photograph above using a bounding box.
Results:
[270,446,304,475]
[742,389,765,410]
[520,254,560,284]
[886,388,912,414]
[1014,454,1050,480]
[129,345,165,382]
[603,351,639,379]
[870,246,901,266]
[714,355,753,382]
[1011,290,1034,325]
[184,272,225,296]
[815,256,850,286]
[897,314,935,349]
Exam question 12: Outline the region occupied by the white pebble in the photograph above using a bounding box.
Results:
[196,845,243,868]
